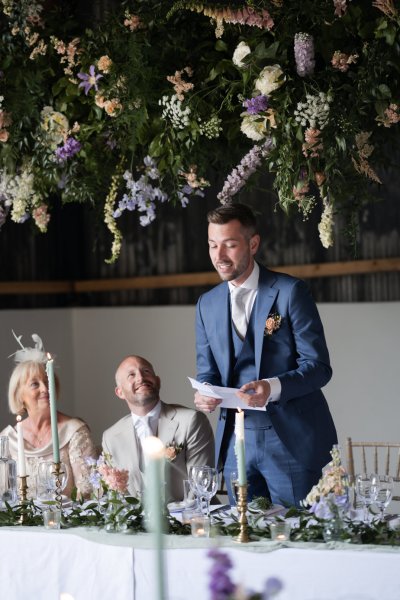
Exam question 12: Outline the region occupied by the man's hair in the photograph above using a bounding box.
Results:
[207,203,257,236]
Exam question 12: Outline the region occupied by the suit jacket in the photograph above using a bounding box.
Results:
[102,401,214,503]
[196,264,337,473]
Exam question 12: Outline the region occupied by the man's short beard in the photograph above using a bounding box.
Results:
[131,390,159,407]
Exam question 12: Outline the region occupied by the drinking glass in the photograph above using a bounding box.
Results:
[188,465,204,510]
[37,461,68,501]
[229,470,239,506]
[355,473,377,523]
[370,474,393,521]
[182,478,198,509]
[191,466,218,518]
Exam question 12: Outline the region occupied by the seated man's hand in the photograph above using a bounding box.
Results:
[194,391,222,413]
[236,379,271,408]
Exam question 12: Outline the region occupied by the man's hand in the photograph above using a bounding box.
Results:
[236,379,271,408]
[194,391,222,413]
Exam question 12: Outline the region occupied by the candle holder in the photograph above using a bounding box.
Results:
[18,475,29,524]
[269,520,291,542]
[52,461,64,509]
[190,515,211,537]
[43,507,62,530]
[235,484,251,543]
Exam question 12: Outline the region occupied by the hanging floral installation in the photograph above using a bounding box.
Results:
[0,0,399,261]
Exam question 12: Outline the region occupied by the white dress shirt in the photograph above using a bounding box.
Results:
[228,262,281,404]
[131,400,162,439]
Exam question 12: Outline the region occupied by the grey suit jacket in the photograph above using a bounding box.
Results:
[102,401,215,503]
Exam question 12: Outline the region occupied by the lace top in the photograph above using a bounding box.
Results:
[1,418,98,499]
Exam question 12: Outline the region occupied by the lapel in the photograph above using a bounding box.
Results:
[157,402,179,446]
[254,266,278,377]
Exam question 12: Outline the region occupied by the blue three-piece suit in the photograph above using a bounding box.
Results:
[196,263,337,507]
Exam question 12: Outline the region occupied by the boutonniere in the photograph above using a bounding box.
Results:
[164,442,184,462]
[264,313,282,336]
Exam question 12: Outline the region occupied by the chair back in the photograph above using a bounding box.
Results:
[346,437,400,501]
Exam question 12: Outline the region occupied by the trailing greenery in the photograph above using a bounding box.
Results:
[0,1,399,260]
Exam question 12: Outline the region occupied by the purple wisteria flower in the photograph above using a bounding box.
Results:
[55,137,82,162]
[113,162,168,226]
[207,549,235,600]
[77,65,103,95]
[294,33,315,77]
[243,94,269,115]
[218,138,273,204]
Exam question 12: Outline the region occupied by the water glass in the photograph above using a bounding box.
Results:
[229,470,239,506]
[182,478,197,508]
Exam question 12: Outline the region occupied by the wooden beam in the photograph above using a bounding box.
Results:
[0,257,399,295]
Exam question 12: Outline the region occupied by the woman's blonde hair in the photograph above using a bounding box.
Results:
[8,361,60,415]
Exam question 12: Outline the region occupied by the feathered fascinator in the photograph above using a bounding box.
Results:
[9,330,47,363]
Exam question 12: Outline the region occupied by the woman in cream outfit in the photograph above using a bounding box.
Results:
[1,334,97,498]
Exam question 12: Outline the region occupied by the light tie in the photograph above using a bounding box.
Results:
[231,286,248,339]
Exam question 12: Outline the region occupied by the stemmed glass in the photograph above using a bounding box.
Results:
[191,466,218,518]
[370,474,394,522]
[355,473,377,523]
[37,460,68,502]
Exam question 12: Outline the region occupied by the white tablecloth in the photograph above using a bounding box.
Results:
[1,527,399,600]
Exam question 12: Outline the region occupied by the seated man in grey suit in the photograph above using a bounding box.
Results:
[102,355,215,502]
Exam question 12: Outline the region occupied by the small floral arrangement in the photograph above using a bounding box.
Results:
[303,445,350,520]
[164,442,184,462]
[264,313,282,336]
[208,548,283,600]
[86,453,129,497]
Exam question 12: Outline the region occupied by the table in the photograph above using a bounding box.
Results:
[1,527,399,600]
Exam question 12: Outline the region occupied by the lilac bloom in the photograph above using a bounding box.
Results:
[77,65,103,95]
[55,137,82,162]
[263,577,283,599]
[243,94,269,114]
[207,549,235,600]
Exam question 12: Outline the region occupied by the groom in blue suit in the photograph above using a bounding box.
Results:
[194,203,337,507]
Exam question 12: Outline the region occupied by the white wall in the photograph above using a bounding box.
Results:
[1,304,399,468]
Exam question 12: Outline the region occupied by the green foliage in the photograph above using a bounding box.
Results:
[0,0,399,258]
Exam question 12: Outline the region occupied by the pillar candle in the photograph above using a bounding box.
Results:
[235,408,247,486]
[46,354,60,463]
[16,416,27,477]
[142,436,166,600]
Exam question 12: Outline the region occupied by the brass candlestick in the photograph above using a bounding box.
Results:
[52,462,64,510]
[235,484,251,543]
[18,475,29,524]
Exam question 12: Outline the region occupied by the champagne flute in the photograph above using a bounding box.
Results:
[355,473,377,523]
[192,466,218,518]
[370,474,393,522]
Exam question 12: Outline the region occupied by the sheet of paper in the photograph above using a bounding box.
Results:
[188,377,266,411]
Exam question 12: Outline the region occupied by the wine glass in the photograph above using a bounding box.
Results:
[370,474,393,521]
[355,473,377,523]
[37,461,68,502]
[191,466,218,518]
